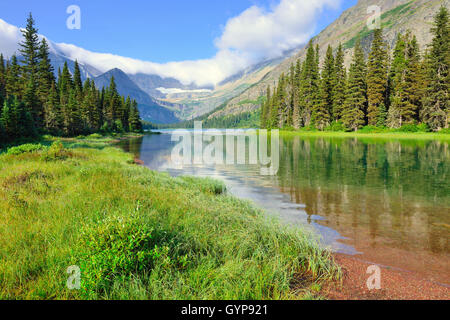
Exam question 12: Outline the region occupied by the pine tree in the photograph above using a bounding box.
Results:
[37,38,55,105]
[387,33,408,128]
[22,75,41,128]
[299,41,320,126]
[19,13,40,81]
[0,54,5,104]
[292,59,302,128]
[6,55,22,98]
[342,40,367,131]
[128,100,142,132]
[260,86,271,128]
[268,87,278,128]
[73,60,83,94]
[367,29,389,126]
[44,82,62,134]
[332,43,347,122]
[402,36,423,124]
[314,45,334,129]
[421,6,449,130]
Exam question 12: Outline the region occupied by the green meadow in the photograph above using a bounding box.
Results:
[0,136,339,300]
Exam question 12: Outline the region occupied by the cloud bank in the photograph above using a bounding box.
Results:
[0,0,340,87]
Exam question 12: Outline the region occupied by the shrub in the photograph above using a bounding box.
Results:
[76,214,190,299]
[325,121,346,132]
[396,124,420,132]
[41,141,71,161]
[416,123,430,133]
[358,125,386,133]
[87,133,103,140]
[7,143,46,155]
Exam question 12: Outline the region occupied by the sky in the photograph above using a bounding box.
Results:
[0,0,357,86]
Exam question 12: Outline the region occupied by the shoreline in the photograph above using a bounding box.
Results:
[324,253,449,300]
[278,130,450,141]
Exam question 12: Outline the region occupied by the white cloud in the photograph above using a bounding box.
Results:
[0,0,340,87]
[0,19,22,57]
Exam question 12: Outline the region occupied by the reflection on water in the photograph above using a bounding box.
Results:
[118,132,450,285]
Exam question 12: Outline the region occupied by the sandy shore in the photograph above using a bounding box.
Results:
[323,254,450,300]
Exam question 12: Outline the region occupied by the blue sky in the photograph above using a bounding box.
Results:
[0,0,357,63]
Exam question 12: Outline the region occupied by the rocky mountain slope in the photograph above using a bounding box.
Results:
[93,68,179,124]
[209,0,450,119]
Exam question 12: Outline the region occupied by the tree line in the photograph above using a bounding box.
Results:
[261,6,449,132]
[0,14,142,144]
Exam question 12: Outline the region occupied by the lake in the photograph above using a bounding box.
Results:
[118,131,450,286]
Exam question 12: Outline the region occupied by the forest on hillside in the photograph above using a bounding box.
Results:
[0,14,143,144]
[261,7,449,133]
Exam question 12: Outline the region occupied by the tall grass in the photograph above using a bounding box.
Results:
[0,140,339,300]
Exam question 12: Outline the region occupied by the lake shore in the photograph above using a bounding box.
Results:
[323,254,449,300]
[278,130,450,141]
[0,136,339,300]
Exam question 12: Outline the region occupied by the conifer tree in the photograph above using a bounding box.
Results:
[37,38,55,104]
[6,55,22,98]
[19,13,40,81]
[421,6,449,130]
[73,60,83,95]
[0,54,5,104]
[314,45,334,129]
[260,86,271,128]
[387,33,408,128]
[44,82,62,134]
[332,43,346,122]
[129,100,142,132]
[342,40,367,131]
[299,41,320,126]
[367,29,389,126]
[402,36,423,124]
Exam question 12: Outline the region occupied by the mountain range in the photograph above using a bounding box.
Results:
[208,0,450,119]
[1,0,448,124]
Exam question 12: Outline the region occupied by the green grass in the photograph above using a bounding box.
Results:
[277,130,450,141]
[0,138,339,300]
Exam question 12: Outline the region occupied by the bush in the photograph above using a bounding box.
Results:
[7,143,46,155]
[358,125,386,133]
[396,124,420,132]
[439,128,450,134]
[87,133,103,140]
[325,121,346,132]
[76,214,190,299]
[41,141,71,161]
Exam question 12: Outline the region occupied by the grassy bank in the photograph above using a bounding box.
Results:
[278,130,450,141]
[0,137,339,300]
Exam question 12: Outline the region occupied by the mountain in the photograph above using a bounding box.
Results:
[209,0,450,119]
[49,52,102,81]
[128,73,213,99]
[93,68,179,124]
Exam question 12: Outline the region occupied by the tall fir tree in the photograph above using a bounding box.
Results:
[314,45,335,129]
[342,40,367,131]
[299,41,320,126]
[332,43,347,122]
[19,13,40,81]
[37,38,55,105]
[44,82,62,134]
[367,29,389,126]
[6,55,22,98]
[0,54,5,104]
[421,6,449,130]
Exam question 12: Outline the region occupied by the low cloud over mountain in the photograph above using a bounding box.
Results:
[0,0,339,87]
